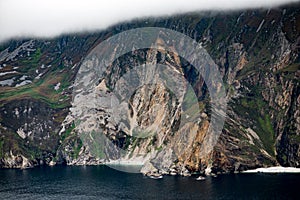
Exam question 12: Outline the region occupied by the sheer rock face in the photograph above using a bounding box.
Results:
[0,5,299,173]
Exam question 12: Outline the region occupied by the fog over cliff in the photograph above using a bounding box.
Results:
[0,0,298,43]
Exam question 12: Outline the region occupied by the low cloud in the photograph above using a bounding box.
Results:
[0,0,298,43]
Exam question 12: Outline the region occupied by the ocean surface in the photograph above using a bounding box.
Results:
[0,165,299,200]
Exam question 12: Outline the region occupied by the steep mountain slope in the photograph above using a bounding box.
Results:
[0,4,299,175]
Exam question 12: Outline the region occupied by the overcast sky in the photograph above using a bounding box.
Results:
[0,0,298,43]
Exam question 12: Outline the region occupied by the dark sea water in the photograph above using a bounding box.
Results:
[0,165,299,200]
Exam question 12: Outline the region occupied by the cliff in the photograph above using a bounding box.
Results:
[0,4,299,175]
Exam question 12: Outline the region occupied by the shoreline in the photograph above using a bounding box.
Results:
[104,158,145,166]
[2,163,300,175]
[242,166,300,173]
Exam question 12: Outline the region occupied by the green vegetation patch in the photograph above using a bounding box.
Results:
[289,134,300,143]
[232,87,276,157]
[280,63,300,73]
[61,122,76,142]
[0,67,70,109]
[0,139,4,158]
[257,114,275,157]
[19,48,42,74]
